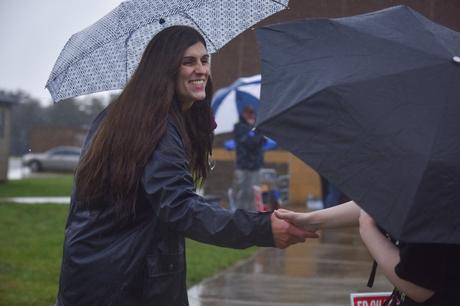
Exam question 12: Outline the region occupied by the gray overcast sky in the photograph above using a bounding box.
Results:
[0,0,123,105]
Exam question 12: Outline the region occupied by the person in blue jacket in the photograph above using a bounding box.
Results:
[55,26,317,306]
[232,105,266,211]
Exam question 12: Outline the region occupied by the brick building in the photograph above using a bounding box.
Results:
[29,126,87,153]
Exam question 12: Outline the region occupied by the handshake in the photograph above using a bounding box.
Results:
[271,201,360,248]
[270,209,320,249]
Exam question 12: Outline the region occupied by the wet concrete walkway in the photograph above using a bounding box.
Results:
[188,213,392,306]
[0,197,70,204]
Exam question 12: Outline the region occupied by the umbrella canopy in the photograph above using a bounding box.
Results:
[212,74,261,134]
[46,0,289,102]
[256,5,460,244]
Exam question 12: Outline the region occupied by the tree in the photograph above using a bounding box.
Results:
[6,90,45,155]
[3,89,113,155]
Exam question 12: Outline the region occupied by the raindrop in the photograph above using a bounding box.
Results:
[453,56,460,64]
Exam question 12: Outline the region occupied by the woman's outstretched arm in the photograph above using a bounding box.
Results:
[277,200,435,302]
[275,200,360,231]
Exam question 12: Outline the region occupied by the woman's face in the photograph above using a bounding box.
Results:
[176,42,210,110]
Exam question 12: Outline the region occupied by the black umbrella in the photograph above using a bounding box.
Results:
[256,5,460,244]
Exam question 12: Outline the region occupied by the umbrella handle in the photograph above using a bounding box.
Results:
[367,260,378,288]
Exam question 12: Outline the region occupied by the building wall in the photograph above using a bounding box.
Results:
[0,105,12,182]
[29,127,88,152]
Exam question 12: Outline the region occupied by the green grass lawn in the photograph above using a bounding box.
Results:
[0,202,257,306]
[0,176,74,197]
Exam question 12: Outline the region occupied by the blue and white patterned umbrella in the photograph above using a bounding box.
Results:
[212,74,261,134]
[46,0,289,102]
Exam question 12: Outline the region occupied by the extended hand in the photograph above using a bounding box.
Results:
[275,208,320,232]
[271,213,319,249]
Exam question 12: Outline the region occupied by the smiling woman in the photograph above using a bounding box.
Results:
[176,42,210,110]
[55,25,310,306]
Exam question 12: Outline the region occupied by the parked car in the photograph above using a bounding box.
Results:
[21,146,81,172]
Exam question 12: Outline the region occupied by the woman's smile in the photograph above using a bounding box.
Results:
[176,42,209,109]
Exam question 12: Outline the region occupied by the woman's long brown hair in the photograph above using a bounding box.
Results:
[75,26,214,218]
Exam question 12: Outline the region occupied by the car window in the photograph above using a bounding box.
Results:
[48,148,81,156]
[65,151,80,156]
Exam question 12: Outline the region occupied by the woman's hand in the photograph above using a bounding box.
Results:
[275,209,320,232]
[271,212,319,249]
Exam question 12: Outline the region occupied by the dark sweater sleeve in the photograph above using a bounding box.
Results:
[141,120,274,249]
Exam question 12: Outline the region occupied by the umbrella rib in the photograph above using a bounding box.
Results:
[399,66,453,242]
[336,20,450,61]
[182,12,218,52]
[270,0,289,8]
[407,8,458,56]
[212,78,261,111]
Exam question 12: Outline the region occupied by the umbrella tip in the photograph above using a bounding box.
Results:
[453,56,460,64]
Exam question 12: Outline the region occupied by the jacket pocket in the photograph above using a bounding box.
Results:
[142,252,186,304]
[146,252,184,277]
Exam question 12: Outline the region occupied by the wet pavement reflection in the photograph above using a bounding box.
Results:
[188,216,392,306]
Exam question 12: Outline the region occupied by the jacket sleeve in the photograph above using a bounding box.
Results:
[141,121,274,249]
[234,123,266,150]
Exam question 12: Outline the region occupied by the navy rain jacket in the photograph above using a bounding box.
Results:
[56,110,274,306]
[234,120,266,171]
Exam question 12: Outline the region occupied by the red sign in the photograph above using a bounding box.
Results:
[253,186,268,212]
[350,292,391,306]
